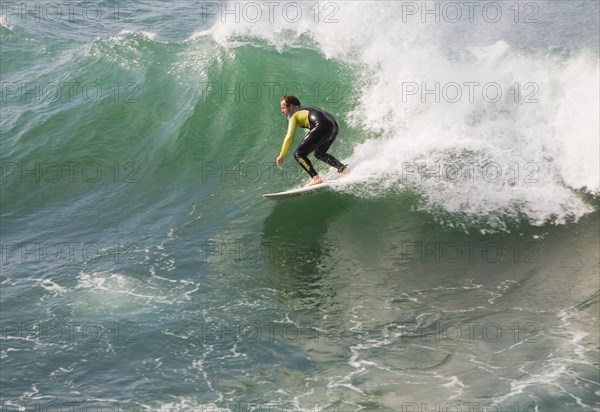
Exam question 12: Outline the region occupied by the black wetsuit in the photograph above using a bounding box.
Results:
[279,106,347,177]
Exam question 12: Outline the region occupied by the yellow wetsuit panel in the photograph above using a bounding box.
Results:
[279,109,310,158]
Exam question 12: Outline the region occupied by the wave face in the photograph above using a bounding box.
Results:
[1,1,598,411]
[203,0,600,230]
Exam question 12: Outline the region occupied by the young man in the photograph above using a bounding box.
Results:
[276,94,349,186]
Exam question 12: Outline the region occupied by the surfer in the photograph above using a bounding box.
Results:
[276,94,349,186]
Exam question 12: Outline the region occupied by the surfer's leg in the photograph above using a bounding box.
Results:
[294,130,321,178]
[313,121,348,173]
[314,141,347,172]
[295,114,350,184]
[295,128,329,185]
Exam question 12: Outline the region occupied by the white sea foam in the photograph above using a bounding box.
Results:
[205,1,598,228]
[114,29,158,41]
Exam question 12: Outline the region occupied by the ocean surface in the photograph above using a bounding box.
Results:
[1,1,599,410]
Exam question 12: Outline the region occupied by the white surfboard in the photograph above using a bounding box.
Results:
[263,181,338,200]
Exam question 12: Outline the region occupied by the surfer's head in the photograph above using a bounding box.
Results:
[280,94,301,116]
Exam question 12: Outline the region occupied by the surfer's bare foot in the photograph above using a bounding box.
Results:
[341,166,350,176]
[306,175,324,186]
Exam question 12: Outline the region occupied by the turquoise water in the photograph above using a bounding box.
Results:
[1,1,599,410]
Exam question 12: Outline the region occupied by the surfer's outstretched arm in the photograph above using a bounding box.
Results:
[277,115,299,165]
[276,99,302,167]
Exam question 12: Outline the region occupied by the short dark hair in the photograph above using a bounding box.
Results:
[281,94,301,106]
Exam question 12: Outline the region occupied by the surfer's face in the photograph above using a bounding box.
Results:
[280,100,292,116]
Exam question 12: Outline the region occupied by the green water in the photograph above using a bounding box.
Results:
[1,1,599,410]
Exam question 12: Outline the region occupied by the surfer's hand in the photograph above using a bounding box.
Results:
[276,156,284,167]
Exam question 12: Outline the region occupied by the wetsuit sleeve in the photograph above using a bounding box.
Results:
[279,114,299,158]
